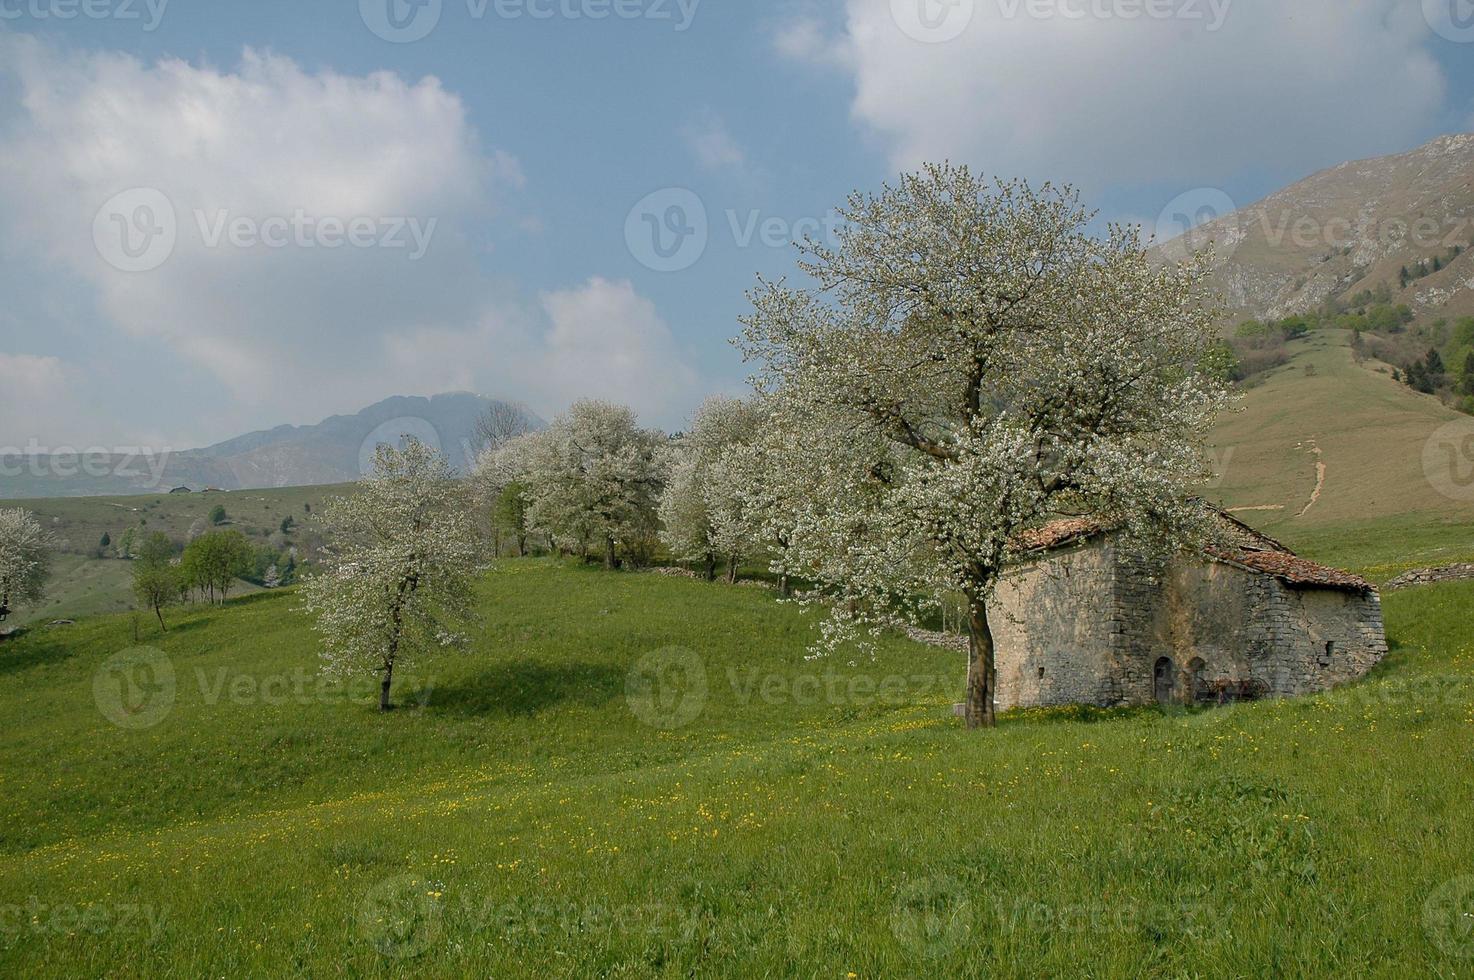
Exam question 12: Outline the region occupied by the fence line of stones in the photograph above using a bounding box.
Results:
[1384,564,1474,591]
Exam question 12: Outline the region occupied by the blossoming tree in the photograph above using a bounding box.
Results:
[658,395,763,582]
[0,508,53,624]
[738,165,1231,728]
[303,437,479,711]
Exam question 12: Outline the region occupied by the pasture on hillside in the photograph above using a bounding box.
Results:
[1,550,1472,976]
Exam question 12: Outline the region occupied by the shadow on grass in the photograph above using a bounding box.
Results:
[427,659,625,717]
[0,633,76,675]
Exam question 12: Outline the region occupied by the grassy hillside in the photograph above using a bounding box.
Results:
[1208,328,1474,576]
[6,484,345,626]
[0,559,1471,976]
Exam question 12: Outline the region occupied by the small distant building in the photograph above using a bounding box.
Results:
[989,507,1387,711]
[168,486,193,494]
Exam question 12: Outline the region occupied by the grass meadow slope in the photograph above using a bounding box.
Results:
[2,554,1472,976]
[1209,328,1474,580]
[6,485,342,626]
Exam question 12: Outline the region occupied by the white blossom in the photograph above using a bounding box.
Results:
[0,508,54,622]
[301,437,479,711]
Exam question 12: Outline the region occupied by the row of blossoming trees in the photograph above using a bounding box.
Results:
[471,397,773,583]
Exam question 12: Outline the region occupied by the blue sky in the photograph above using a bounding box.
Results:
[2,0,1473,451]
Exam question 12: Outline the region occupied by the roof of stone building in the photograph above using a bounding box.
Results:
[1013,517,1103,552]
[1213,548,1373,592]
[1018,506,1373,594]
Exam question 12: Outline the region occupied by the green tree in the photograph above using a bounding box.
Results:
[494,482,531,557]
[1460,351,1474,397]
[132,532,178,630]
[209,504,228,525]
[181,530,252,604]
[1426,348,1446,382]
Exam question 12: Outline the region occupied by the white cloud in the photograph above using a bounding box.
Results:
[0,36,703,442]
[0,36,509,432]
[778,0,1446,192]
[0,353,87,448]
[684,110,749,177]
[379,278,700,430]
[535,277,701,424]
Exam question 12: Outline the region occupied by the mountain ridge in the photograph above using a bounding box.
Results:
[0,392,539,499]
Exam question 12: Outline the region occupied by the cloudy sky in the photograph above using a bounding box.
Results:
[2,0,1473,450]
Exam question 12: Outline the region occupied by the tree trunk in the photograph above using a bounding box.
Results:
[604,536,616,570]
[964,590,998,729]
[379,660,395,712]
[517,535,526,557]
[703,553,716,582]
[726,556,738,584]
[155,604,167,631]
[778,573,790,598]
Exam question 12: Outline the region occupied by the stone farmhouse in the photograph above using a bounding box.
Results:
[989,508,1387,711]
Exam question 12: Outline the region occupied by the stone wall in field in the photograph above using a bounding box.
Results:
[990,539,1388,711]
[1385,564,1474,591]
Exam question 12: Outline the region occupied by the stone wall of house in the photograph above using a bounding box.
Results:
[988,541,1120,711]
[1128,559,1386,702]
[990,539,1387,711]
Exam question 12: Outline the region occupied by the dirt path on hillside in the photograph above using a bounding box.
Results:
[1295,441,1325,518]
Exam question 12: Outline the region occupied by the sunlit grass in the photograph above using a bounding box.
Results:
[1,560,1471,976]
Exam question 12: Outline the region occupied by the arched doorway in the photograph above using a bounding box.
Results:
[1153,657,1176,704]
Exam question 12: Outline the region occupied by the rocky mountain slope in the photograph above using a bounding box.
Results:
[1161,133,1474,323]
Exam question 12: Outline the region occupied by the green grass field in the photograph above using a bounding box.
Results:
[2,552,1472,976]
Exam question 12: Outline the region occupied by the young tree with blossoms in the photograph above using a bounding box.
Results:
[0,508,54,624]
[739,165,1232,728]
[302,437,479,711]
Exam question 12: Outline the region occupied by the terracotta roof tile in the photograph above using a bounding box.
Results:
[1016,509,1373,593]
[1013,518,1104,552]
[1215,548,1373,592]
